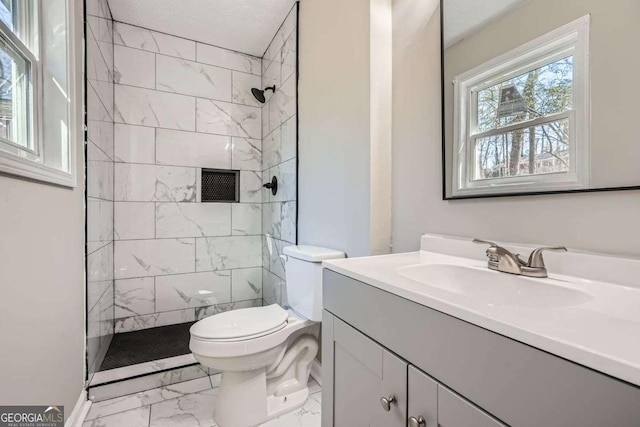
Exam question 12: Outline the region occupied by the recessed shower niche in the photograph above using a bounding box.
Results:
[201,169,240,203]
[85,0,299,397]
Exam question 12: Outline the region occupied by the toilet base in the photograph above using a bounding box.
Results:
[266,387,310,422]
[211,334,318,427]
[213,369,311,427]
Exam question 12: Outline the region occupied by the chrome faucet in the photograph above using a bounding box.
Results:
[473,239,567,278]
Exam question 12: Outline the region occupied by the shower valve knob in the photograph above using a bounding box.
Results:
[263,176,278,196]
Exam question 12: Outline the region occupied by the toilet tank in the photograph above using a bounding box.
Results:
[282,245,345,321]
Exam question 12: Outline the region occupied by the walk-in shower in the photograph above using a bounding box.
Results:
[85,0,300,399]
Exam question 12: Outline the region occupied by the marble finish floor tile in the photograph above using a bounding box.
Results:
[89,365,208,402]
[83,406,150,427]
[86,377,210,420]
[149,388,218,427]
[86,377,321,427]
[260,392,321,427]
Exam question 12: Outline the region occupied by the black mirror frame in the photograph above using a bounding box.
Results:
[440,0,640,200]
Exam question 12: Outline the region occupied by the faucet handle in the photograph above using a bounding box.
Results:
[527,246,567,268]
[472,238,499,248]
[473,239,507,266]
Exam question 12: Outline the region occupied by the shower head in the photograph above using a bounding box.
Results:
[251,85,276,104]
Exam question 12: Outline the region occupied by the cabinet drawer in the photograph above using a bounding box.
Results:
[333,317,407,427]
[439,386,506,427]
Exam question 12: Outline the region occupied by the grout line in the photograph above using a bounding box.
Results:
[87,79,116,123]
[112,159,260,172]
[112,232,265,242]
[86,23,113,83]
[153,50,158,91]
[261,3,298,59]
[112,20,262,61]
[115,41,262,77]
[230,68,234,106]
[114,266,264,283]
[153,200,157,237]
[110,102,264,140]
[114,80,262,110]
[86,135,114,162]
[114,298,263,325]
[193,87,197,133]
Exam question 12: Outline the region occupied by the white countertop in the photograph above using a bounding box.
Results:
[323,243,640,387]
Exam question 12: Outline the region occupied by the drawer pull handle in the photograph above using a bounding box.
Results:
[409,416,427,427]
[380,395,396,411]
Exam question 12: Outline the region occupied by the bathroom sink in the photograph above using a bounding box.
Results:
[397,264,592,309]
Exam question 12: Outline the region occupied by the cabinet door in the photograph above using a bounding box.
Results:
[438,386,506,427]
[408,366,438,427]
[333,317,407,427]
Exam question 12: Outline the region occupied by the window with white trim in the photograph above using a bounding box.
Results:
[0,0,37,152]
[0,0,76,187]
[452,16,590,196]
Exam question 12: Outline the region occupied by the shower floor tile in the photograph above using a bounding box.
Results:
[84,377,322,427]
[99,322,195,371]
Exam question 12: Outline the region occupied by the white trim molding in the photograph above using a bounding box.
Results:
[0,0,78,187]
[65,390,91,427]
[452,15,590,197]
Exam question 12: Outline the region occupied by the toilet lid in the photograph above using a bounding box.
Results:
[190,304,289,341]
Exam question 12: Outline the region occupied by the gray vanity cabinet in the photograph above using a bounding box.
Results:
[322,269,640,427]
[332,315,407,426]
[325,314,504,427]
[407,366,438,426]
[408,367,505,427]
[438,386,506,427]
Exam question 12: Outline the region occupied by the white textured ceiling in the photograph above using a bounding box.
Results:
[106,0,297,57]
[444,0,527,48]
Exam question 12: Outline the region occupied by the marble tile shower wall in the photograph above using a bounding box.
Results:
[261,6,298,306]
[111,22,266,332]
[86,0,115,379]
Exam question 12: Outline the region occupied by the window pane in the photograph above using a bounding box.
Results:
[0,0,12,31]
[474,119,569,180]
[476,56,573,133]
[0,36,31,150]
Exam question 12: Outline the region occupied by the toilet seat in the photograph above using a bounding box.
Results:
[190,307,314,359]
[190,304,289,342]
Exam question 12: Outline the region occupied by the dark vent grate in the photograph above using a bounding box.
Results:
[201,169,239,202]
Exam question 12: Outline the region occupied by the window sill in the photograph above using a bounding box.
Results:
[0,150,76,187]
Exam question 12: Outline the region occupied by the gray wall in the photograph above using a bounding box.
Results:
[392,0,640,257]
[298,0,372,258]
[0,0,85,415]
[299,0,393,258]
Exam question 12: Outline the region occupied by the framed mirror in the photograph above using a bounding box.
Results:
[442,0,640,199]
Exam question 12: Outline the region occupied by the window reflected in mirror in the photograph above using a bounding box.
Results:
[443,0,640,198]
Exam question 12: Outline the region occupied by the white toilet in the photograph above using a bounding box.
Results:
[189,245,345,427]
